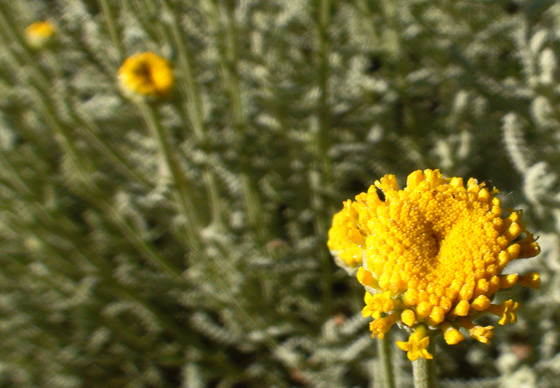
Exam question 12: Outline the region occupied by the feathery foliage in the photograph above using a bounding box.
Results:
[0,0,559,387]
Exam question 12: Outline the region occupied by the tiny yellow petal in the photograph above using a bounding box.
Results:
[357,266,378,287]
[471,295,491,311]
[506,244,521,259]
[453,300,470,316]
[428,306,445,325]
[470,326,494,344]
[518,272,540,289]
[397,325,433,361]
[499,274,519,289]
[443,323,465,345]
[369,313,399,339]
[401,309,416,327]
[489,300,519,325]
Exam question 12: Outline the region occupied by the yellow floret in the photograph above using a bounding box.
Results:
[396,325,433,361]
[362,291,396,319]
[442,322,465,345]
[369,313,399,339]
[357,266,378,287]
[488,300,519,325]
[401,309,416,327]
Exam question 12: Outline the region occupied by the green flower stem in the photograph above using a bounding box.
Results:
[312,0,334,318]
[48,53,153,189]
[0,152,34,197]
[98,0,124,58]
[71,112,153,189]
[205,0,267,241]
[377,335,397,388]
[412,339,437,388]
[139,103,203,251]
[159,0,205,141]
[158,0,223,226]
[96,198,184,277]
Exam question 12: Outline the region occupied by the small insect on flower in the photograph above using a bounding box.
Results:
[25,21,56,49]
[118,52,174,100]
[328,169,541,360]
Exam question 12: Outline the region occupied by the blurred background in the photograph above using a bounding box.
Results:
[0,0,559,387]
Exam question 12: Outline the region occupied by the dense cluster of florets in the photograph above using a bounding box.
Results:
[328,169,541,360]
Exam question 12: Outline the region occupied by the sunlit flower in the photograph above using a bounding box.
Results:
[25,21,56,48]
[328,169,541,359]
[118,52,174,99]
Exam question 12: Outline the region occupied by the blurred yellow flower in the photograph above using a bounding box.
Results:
[25,21,56,48]
[118,52,174,99]
[328,169,541,359]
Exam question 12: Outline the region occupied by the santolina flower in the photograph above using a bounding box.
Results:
[25,21,56,48]
[328,169,540,361]
[118,52,174,99]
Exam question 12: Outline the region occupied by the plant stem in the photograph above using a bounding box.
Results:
[205,0,267,242]
[98,0,124,58]
[313,0,334,319]
[139,102,203,251]
[412,339,437,388]
[377,335,397,388]
[158,0,223,226]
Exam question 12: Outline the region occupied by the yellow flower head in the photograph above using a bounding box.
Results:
[328,169,541,359]
[118,52,174,99]
[25,21,56,48]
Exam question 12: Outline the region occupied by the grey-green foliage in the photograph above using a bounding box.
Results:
[0,0,559,387]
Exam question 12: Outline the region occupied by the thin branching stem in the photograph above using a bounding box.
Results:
[312,0,334,318]
[138,102,203,251]
[158,0,223,226]
[98,0,124,58]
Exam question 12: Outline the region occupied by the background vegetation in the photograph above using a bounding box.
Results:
[0,0,559,387]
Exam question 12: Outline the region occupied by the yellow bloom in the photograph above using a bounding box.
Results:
[118,52,174,99]
[362,291,397,319]
[369,312,399,339]
[25,21,56,48]
[328,169,541,359]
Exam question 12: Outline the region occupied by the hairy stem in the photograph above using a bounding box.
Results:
[412,339,437,388]
[377,335,397,388]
